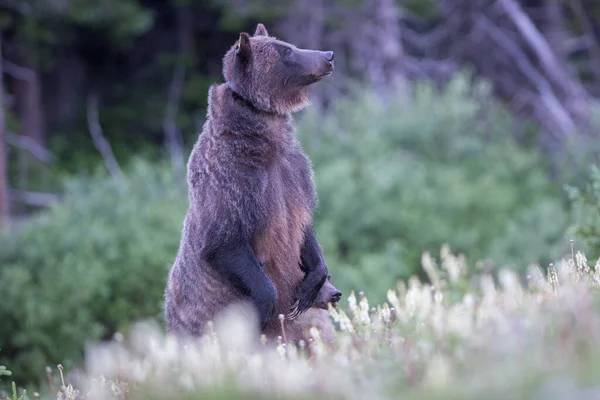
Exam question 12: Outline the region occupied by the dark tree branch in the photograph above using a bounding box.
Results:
[9,189,59,207]
[5,131,54,163]
[0,31,8,223]
[163,6,189,179]
[403,56,459,84]
[86,93,128,193]
[569,0,600,83]
[0,0,30,14]
[498,0,590,121]
[8,59,45,147]
[163,63,185,176]
[401,21,454,52]
[477,15,575,137]
[3,61,35,82]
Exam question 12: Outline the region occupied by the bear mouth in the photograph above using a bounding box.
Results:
[314,70,333,80]
[314,299,339,310]
[315,61,334,80]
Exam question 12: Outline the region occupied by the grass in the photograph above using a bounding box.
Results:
[5,244,600,400]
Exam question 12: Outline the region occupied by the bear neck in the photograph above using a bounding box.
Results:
[208,84,293,143]
[226,81,273,115]
[226,80,300,116]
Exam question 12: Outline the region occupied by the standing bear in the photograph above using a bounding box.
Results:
[164,23,341,344]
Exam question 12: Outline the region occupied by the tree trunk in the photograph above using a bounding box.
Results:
[13,65,44,147]
[43,49,86,132]
[163,5,191,180]
[498,0,591,131]
[372,0,409,99]
[0,32,9,224]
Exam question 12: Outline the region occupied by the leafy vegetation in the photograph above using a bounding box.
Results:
[0,160,187,385]
[567,164,600,261]
[0,364,11,379]
[299,76,569,302]
[0,81,586,386]
[0,80,596,391]
[11,245,600,400]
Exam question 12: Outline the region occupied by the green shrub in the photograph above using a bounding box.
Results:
[566,164,600,261]
[297,75,568,301]
[0,75,574,385]
[0,160,187,385]
[0,364,10,379]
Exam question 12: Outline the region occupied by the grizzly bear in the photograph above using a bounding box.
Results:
[164,23,340,344]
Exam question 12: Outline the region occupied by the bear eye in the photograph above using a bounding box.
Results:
[284,47,293,57]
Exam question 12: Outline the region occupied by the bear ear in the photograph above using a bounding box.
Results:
[235,32,252,62]
[254,23,269,37]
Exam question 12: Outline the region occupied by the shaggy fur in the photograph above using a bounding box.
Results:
[164,23,338,344]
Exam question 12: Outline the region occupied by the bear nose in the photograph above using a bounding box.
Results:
[330,290,342,303]
[324,51,334,62]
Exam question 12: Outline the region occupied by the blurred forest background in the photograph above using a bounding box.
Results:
[1,0,600,389]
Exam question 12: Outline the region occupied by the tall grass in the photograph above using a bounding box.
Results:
[10,245,600,400]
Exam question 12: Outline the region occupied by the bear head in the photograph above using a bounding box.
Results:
[222,23,334,115]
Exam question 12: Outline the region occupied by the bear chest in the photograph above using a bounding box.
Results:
[252,152,314,269]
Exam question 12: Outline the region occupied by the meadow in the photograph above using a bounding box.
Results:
[4,243,600,400]
[3,76,600,399]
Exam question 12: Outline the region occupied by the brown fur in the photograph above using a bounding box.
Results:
[164,24,337,344]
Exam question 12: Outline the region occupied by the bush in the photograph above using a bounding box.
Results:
[0,160,187,385]
[297,75,569,301]
[566,164,600,261]
[0,75,574,386]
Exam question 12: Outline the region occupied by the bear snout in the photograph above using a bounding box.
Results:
[330,290,342,304]
[316,53,334,78]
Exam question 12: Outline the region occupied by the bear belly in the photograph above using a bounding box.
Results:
[250,164,312,340]
[251,204,310,333]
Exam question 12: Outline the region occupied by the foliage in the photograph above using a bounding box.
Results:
[5,382,26,400]
[401,0,439,19]
[566,164,600,261]
[210,0,290,31]
[3,0,154,45]
[0,160,187,385]
[297,75,569,301]
[0,365,10,378]
[39,247,600,400]
[62,1,153,43]
[2,0,599,204]
[0,78,579,386]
